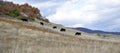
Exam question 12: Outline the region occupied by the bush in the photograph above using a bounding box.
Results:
[44,19,49,22]
[9,13,16,17]
[0,5,3,8]
[5,8,20,17]
[10,8,20,17]
[41,18,49,22]
[29,17,35,21]
[16,15,24,20]
[31,18,35,21]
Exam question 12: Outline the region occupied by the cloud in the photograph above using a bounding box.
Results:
[32,1,59,9]
[32,1,64,16]
[68,24,83,27]
[47,0,99,26]
[46,0,120,32]
[6,0,27,4]
[105,18,120,32]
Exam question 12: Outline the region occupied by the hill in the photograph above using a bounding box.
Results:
[73,27,120,35]
[0,1,120,53]
[1,16,120,53]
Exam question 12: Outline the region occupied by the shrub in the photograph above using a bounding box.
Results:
[10,8,20,17]
[3,12,9,15]
[9,13,16,17]
[0,5,3,8]
[4,8,20,17]
[41,18,49,23]
[16,15,24,20]
[28,17,35,21]
[44,19,49,22]
[0,5,3,12]
[0,5,2,8]
[31,18,35,21]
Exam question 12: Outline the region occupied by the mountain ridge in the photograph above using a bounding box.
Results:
[73,27,120,35]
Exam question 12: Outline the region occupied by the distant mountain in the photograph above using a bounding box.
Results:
[73,27,120,35]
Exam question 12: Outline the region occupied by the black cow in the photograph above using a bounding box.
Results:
[53,26,57,29]
[40,22,44,25]
[21,18,28,22]
[75,32,81,35]
[60,28,66,32]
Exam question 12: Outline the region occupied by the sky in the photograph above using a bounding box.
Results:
[5,0,120,32]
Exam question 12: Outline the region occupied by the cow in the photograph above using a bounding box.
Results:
[53,26,57,29]
[40,22,44,25]
[60,28,66,32]
[75,32,81,35]
[21,18,28,22]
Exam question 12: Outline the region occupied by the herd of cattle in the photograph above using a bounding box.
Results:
[21,18,81,36]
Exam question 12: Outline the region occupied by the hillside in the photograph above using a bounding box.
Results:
[0,1,120,53]
[1,15,120,53]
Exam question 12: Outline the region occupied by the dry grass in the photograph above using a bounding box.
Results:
[0,18,120,45]
[1,17,120,53]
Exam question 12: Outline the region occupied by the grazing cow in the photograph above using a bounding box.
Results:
[21,18,28,22]
[60,28,66,32]
[40,22,44,25]
[53,26,57,29]
[75,32,81,35]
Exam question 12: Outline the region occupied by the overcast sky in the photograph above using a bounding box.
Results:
[6,0,120,32]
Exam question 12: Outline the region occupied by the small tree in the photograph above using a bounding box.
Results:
[8,8,20,17]
[11,8,20,16]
